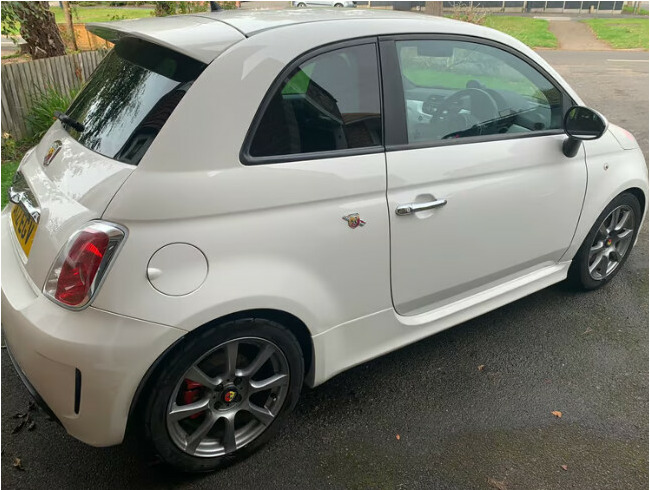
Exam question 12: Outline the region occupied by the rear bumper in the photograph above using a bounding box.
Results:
[4,336,60,424]
[1,209,184,446]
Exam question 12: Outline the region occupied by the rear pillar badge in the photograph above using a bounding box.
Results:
[342,213,366,229]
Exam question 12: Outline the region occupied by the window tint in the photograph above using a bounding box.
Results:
[64,37,205,165]
[249,43,382,159]
[396,40,563,144]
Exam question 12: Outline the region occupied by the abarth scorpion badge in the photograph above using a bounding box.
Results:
[342,213,366,229]
[43,140,63,167]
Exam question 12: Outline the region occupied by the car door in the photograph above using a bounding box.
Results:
[380,36,587,316]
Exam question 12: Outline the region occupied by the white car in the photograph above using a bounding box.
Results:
[2,8,647,472]
[293,1,357,7]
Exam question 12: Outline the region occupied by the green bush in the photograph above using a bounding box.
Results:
[25,85,79,140]
[1,132,33,208]
[1,160,20,208]
[153,1,209,16]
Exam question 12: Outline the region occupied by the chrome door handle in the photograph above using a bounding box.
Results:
[395,198,447,216]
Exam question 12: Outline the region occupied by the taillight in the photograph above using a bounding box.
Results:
[43,221,126,309]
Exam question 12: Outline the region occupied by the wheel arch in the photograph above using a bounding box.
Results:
[126,308,314,436]
[562,158,648,263]
[625,186,646,216]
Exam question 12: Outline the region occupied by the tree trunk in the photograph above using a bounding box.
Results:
[62,1,77,51]
[18,1,66,59]
[425,1,444,16]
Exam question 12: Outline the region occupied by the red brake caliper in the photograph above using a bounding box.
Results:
[182,380,204,419]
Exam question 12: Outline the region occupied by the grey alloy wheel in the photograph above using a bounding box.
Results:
[166,337,290,458]
[588,204,635,281]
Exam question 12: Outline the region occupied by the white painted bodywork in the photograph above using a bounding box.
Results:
[1,9,647,447]
[387,135,587,315]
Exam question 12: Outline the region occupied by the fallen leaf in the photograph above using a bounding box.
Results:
[561,465,568,471]
[11,419,26,434]
[478,365,485,371]
[396,434,400,440]
[487,477,507,490]
[13,457,24,471]
[551,411,563,418]
[583,327,593,335]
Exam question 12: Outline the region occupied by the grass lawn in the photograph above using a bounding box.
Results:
[1,161,20,208]
[403,69,541,97]
[51,6,153,24]
[484,16,558,48]
[583,19,649,49]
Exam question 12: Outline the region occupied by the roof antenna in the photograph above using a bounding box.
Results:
[210,1,222,12]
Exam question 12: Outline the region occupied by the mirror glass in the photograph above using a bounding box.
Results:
[564,106,606,140]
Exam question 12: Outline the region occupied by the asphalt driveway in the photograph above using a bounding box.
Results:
[1,50,648,490]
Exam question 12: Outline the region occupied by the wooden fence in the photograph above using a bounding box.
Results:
[1,50,107,140]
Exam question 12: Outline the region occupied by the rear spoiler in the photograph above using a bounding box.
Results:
[87,23,206,63]
[87,16,244,64]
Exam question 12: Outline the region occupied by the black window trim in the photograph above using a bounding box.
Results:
[378,33,575,152]
[240,36,384,166]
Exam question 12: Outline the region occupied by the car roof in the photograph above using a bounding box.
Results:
[87,8,466,63]
[193,8,457,36]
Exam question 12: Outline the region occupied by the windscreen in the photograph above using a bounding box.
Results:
[63,37,206,165]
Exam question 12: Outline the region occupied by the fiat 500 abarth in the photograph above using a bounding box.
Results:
[2,9,647,472]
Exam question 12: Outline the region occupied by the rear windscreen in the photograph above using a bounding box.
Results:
[63,37,206,165]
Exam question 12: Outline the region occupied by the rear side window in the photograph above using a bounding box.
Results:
[63,37,206,165]
[248,43,382,160]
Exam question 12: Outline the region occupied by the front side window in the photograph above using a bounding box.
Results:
[248,43,382,159]
[64,37,205,165]
[396,40,564,144]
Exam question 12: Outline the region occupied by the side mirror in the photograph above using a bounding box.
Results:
[562,105,607,157]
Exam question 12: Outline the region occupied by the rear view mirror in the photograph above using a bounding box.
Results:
[564,106,607,140]
[416,42,453,58]
[562,106,607,157]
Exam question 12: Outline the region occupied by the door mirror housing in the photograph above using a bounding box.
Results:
[562,106,608,157]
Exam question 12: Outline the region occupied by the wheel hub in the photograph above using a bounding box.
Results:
[222,388,238,404]
[216,384,243,409]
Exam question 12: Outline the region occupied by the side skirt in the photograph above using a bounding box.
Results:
[310,261,571,387]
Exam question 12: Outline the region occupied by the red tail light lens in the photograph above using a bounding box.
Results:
[44,222,126,309]
[55,230,109,306]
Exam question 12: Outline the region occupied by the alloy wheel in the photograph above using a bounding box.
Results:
[166,337,290,458]
[588,204,635,281]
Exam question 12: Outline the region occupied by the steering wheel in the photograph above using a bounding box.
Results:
[431,88,500,138]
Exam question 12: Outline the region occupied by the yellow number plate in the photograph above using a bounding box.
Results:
[11,204,38,257]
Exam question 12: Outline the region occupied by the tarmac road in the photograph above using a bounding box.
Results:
[1,50,648,490]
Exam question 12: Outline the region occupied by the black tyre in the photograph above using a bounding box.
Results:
[568,192,641,290]
[143,318,304,472]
